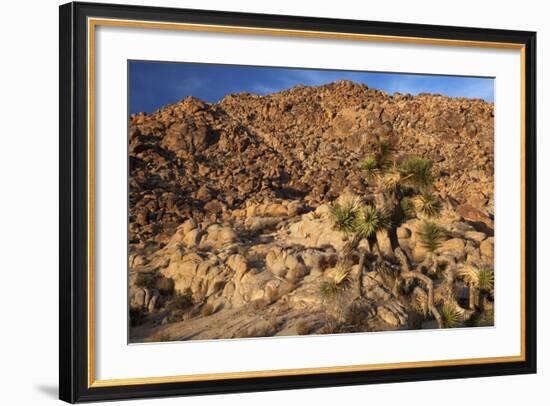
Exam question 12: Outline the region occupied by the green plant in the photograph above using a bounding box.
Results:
[465,309,494,327]
[360,156,380,181]
[398,157,434,191]
[353,205,391,240]
[477,266,494,293]
[375,139,394,171]
[416,192,442,218]
[319,280,339,298]
[170,288,193,310]
[329,194,361,233]
[418,221,446,252]
[400,197,416,218]
[440,304,461,328]
[319,265,351,299]
[458,264,494,293]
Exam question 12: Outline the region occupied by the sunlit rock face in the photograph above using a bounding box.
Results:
[128,81,494,342]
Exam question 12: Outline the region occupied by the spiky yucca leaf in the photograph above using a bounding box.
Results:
[329,194,361,233]
[398,157,434,191]
[319,280,339,298]
[360,156,380,181]
[458,265,494,293]
[319,265,351,298]
[477,266,494,293]
[333,265,352,285]
[416,192,442,218]
[457,265,478,285]
[441,304,462,328]
[418,221,446,252]
[353,205,391,240]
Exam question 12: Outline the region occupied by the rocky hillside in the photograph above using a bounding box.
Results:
[128,80,495,342]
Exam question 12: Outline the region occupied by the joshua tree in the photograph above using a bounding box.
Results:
[335,136,443,261]
[418,221,446,252]
[458,264,494,309]
[354,204,392,250]
[329,194,362,235]
[395,246,443,328]
[358,137,442,252]
[416,192,443,218]
[328,193,390,299]
[327,136,450,327]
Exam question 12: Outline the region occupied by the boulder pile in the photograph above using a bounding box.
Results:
[128,81,494,342]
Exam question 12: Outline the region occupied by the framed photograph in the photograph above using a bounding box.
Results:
[59,1,536,403]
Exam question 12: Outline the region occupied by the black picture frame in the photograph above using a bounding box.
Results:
[59,1,537,403]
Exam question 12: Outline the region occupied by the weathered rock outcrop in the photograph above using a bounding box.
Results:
[128,81,495,342]
[129,81,494,244]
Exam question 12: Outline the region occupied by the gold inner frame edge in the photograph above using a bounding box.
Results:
[87,17,527,388]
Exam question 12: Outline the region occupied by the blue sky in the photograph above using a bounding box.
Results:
[129,61,494,114]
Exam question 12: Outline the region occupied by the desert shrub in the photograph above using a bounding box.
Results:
[360,156,380,181]
[465,308,494,327]
[375,139,394,171]
[398,157,434,191]
[353,205,391,239]
[477,266,494,293]
[458,264,494,294]
[169,288,193,311]
[416,192,442,218]
[440,304,462,328]
[319,317,345,335]
[319,265,351,299]
[155,276,175,295]
[134,272,156,288]
[418,221,446,252]
[201,303,214,317]
[319,280,339,298]
[329,194,361,233]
